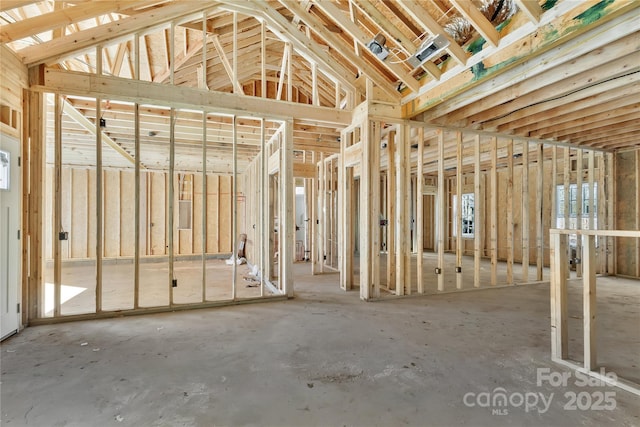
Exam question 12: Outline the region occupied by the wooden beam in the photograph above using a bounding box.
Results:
[0,1,157,43]
[550,233,568,360]
[278,0,399,100]
[582,234,597,370]
[54,95,62,316]
[312,0,421,92]
[0,1,38,13]
[387,130,396,292]
[56,97,137,167]
[490,137,497,285]
[211,34,244,94]
[450,0,500,47]
[455,132,463,289]
[37,67,352,125]
[522,142,530,282]
[416,127,424,293]
[17,2,217,66]
[606,152,614,274]
[576,149,583,278]
[473,135,481,288]
[225,0,358,94]
[371,120,381,298]
[351,0,442,80]
[394,0,468,66]
[155,37,208,84]
[536,143,544,281]
[437,130,445,291]
[506,139,514,284]
[515,0,543,23]
[168,108,175,305]
[403,2,638,118]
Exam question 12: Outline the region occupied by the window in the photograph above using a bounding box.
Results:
[0,150,9,190]
[453,193,474,238]
[177,174,192,230]
[556,183,597,224]
[556,183,598,247]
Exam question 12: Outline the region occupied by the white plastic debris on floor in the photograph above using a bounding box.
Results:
[225,255,247,265]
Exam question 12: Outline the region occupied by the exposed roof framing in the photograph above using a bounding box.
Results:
[1,0,638,157]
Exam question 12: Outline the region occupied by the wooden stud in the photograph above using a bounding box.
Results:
[260,119,265,295]
[536,143,544,281]
[286,43,293,103]
[583,234,597,370]
[396,125,407,295]
[550,232,568,360]
[522,142,530,282]
[437,130,445,291]
[576,149,583,278]
[169,21,175,86]
[281,119,295,297]
[168,108,175,306]
[202,112,207,302]
[372,120,381,298]
[232,115,237,299]
[490,137,497,286]
[312,62,319,106]
[134,33,140,80]
[54,95,62,316]
[597,153,606,273]
[95,94,103,313]
[202,12,208,90]
[232,12,238,94]
[506,139,514,284]
[134,103,140,309]
[563,147,570,279]
[455,132,463,289]
[317,152,324,274]
[417,127,425,293]
[260,20,266,98]
[387,130,396,291]
[637,151,640,278]
[360,120,372,300]
[606,152,615,275]
[473,135,481,288]
[339,130,353,290]
[588,151,595,235]
[552,145,557,230]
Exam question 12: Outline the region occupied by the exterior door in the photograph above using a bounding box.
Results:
[0,133,20,340]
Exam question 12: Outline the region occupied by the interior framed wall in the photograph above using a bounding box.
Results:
[25,88,293,323]
[336,104,615,300]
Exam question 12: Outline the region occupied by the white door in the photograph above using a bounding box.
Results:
[0,134,20,340]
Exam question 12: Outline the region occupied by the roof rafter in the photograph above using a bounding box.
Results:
[312,0,421,92]
[279,0,400,100]
[218,0,360,96]
[394,0,468,66]
[17,1,218,66]
[450,0,500,48]
[514,0,543,24]
[0,0,157,43]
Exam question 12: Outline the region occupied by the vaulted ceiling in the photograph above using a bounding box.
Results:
[1,0,638,171]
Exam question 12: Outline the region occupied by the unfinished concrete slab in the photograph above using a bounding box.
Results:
[2,265,638,426]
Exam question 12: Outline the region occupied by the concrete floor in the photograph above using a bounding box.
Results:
[1,264,639,426]
[42,259,269,317]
